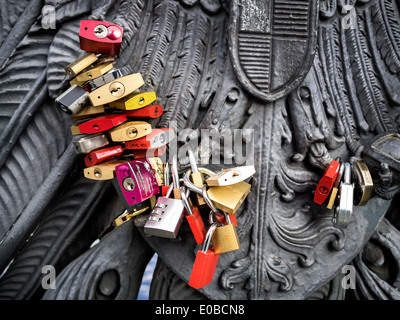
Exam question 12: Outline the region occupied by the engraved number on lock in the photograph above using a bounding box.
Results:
[123,177,135,191]
[94,25,108,39]
[109,82,125,97]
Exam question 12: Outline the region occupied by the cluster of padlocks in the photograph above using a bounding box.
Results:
[54,19,257,289]
[313,159,374,229]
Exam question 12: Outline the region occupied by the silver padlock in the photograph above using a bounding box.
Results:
[332,162,354,229]
[144,183,185,239]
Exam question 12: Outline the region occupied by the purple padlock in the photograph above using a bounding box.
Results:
[115,159,160,207]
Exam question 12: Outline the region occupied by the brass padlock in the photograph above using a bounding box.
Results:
[207,181,251,215]
[71,105,106,121]
[108,121,152,142]
[70,63,114,86]
[84,160,127,181]
[109,92,156,110]
[147,157,165,187]
[353,161,374,206]
[88,73,145,106]
[210,211,240,255]
[65,53,99,77]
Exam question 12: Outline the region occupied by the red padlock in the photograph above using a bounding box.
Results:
[125,128,175,150]
[78,113,127,134]
[314,160,341,205]
[188,223,220,289]
[84,145,124,167]
[125,105,164,119]
[79,20,123,56]
[180,188,206,244]
[132,146,167,159]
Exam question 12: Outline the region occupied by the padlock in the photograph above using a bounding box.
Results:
[113,200,151,227]
[89,68,127,90]
[125,128,175,150]
[73,133,110,154]
[188,222,220,289]
[113,159,160,210]
[147,157,165,187]
[55,85,90,115]
[132,146,167,159]
[109,92,157,110]
[314,160,341,205]
[125,105,164,119]
[210,211,240,254]
[180,188,206,244]
[206,165,256,187]
[183,167,249,215]
[326,163,344,210]
[353,161,374,206]
[108,121,152,142]
[79,20,123,56]
[187,148,206,206]
[70,63,114,86]
[171,154,181,200]
[77,113,127,134]
[84,159,127,181]
[71,105,105,121]
[332,162,354,229]
[84,145,124,167]
[144,184,185,239]
[65,52,99,77]
[89,73,145,107]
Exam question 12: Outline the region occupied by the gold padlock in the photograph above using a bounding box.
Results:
[84,160,127,181]
[207,181,251,215]
[147,157,165,187]
[108,121,152,142]
[109,92,156,110]
[65,53,98,77]
[353,161,374,206]
[88,73,145,106]
[211,212,240,254]
[71,105,106,121]
[113,206,150,227]
[70,63,114,86]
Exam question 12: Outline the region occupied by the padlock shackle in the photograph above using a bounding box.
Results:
[334,163,344,189]
[202,222,218,253]
[180,187,193,216]
[183,167,215,195]
[165,183,174,198]
[187,148,199,173]
[209,209,232,226]
[172,154,180,189]
[201,185,219,214]
[343,162,351,184]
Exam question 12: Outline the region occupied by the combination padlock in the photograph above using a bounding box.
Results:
[73,133,110,154]
[180,187,206,245]
[206,165,256,186]
[55,85,90,115]
[70,63,114,86]
[84,145,124,167]
[64,52,99,77]
[188,222,220,289]
[125,128,175,150]
[108,121,152,142]
[314,160,340,205]
[89,73,145,107]
[125,105,164,119]
[109,92,157,110]
[84,159,127,181]
[76,113,127,134]
[332,162,354,229]
[144,184,185,239]
[114,159,160,211]
[79,20,123,56]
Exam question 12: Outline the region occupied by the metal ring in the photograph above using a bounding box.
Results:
[180,187,193,215]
